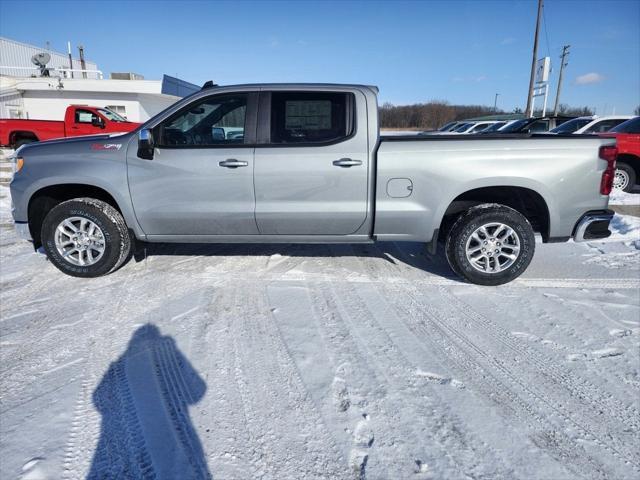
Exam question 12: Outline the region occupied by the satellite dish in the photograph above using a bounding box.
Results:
[31,53,51,77]
[31,52,51,66]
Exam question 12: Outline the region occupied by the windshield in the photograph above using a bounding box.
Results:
[482,122,507,132]
[453,123,471,132]
[610,117,640,134]
[499,119,531,132]
[438,121,457,131]
[98,108,127,122]
[550,118,591,133]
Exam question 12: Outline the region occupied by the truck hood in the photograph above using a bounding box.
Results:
[18,131,134,152]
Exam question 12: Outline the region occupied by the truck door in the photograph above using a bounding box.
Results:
[127,92,259,236]
[71,108,107,136]
[253,90,369,235]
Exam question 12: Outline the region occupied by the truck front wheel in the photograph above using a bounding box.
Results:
[445,204,535,286]
[41,198,131,277]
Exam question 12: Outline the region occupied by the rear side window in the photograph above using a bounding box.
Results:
[270,92,353,144]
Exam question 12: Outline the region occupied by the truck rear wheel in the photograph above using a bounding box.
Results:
[41,198,131,277]
[445,204,535,286]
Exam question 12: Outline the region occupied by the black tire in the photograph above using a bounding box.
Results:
[445,204,535,286]
[14,138,36,149]
[614,162,636,193]
[41,198,131,278]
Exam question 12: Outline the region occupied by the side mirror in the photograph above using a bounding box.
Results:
[92,116,105,128]
[138,128,154,160]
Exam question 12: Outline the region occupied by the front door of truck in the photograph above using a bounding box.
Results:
[127,92,259,236]
[71,109,106,136]
[253,90,369,235]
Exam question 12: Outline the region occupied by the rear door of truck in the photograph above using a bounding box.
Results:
[253,89,370,235]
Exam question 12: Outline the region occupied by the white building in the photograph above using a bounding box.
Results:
[0,37,100,79]
[0,76,195,122]
[0,37,198,122]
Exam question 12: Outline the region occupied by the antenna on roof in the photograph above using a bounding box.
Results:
[201,81,218,90]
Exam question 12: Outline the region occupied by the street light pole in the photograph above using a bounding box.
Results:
[494,93,500,112]
[525,0,543,117]
[553,45,570,116]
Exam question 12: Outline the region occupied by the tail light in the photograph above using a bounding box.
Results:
[599,145,618,195]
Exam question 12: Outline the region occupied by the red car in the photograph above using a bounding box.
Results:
[600,116,640,192]
[0,105,140,149]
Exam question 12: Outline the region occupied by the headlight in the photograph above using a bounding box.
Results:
[14,156,24,173]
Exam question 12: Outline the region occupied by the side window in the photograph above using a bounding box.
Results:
[528,120,548,132]
[585,119,625,133]
[270,92,352,144]
[75,109,99,124]
[159,94,247,146]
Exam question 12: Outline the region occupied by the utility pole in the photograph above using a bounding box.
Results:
[525,0,543,117]
[494,93,500,112]
[67,41,74,79]
[553,45,570,116]
[78,45,87,79]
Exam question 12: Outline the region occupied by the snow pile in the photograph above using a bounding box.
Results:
[609,189,640,206]
[0,185,12,225]
[609,213,640,242]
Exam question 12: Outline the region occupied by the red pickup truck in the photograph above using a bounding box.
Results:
[0,105,140,149]
[601,116,640,192]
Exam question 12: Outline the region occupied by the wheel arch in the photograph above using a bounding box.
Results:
[28,183,126,248]
[10,130,39,146]
[437,185,551,244]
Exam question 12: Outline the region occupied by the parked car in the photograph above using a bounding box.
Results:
[10,83,616,285]
[600,116,640,192]
[437,121,461,132]
[549,115,632,135]
[497,116,576,133]
[0,105,140,149]
[463,121,503,134]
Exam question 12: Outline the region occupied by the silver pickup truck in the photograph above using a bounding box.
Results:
[9,83,617,285]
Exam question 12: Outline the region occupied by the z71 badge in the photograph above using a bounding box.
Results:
[91,143,122,151]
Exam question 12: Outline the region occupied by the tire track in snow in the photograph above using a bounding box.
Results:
[229,281,349,479]
[438,287,640,432]
[306,281,411,479]
[381,281,639,479]
[473,287,640,400]
[319,279,513,479]
[200,286,262,479]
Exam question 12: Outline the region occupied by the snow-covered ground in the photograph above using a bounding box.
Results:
[1,184,639,480]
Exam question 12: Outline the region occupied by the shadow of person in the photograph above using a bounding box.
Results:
[88,324,211,479]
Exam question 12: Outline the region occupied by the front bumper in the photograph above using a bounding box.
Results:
[573,210,614,242]
[14,221,32,241]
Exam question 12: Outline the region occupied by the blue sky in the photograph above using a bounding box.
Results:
[1,0,638,113]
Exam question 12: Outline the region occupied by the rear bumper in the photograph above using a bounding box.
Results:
[573,210,614,242]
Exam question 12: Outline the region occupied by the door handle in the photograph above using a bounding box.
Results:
[332,158,362,167]
[219,159,249,168]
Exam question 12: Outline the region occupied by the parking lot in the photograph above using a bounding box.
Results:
[1,183,639,479]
